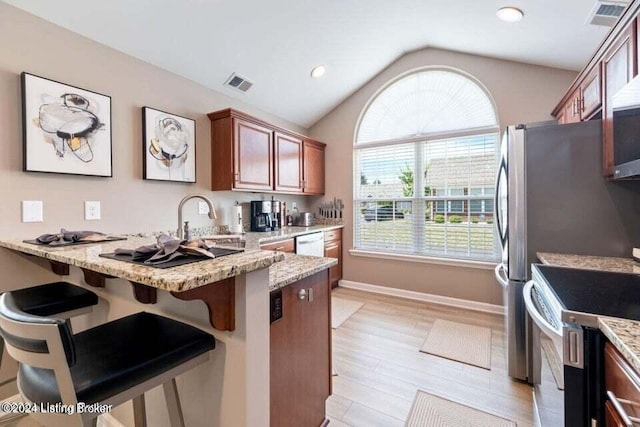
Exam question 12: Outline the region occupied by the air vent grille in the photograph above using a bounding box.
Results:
[225,73,254,93]
[587,0,627,26]
[596,3,625,16]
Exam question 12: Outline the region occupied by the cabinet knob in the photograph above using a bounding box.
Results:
[298,289,307,300]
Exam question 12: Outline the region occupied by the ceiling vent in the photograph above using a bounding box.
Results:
[224,73,254,93]
[587,0,628,26]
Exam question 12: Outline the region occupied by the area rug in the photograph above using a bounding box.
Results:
[406,390,516,427]
[420,319,492,369]
[331,297,364,329]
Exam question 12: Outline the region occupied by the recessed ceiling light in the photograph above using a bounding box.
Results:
[497,7,524,22]
[311,65,326,78]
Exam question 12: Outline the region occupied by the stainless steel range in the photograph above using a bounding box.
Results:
[525,264,640,426]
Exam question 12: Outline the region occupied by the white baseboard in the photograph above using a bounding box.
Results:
[338,280,506,315]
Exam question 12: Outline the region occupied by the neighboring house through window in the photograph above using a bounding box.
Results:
[353,67,500,261]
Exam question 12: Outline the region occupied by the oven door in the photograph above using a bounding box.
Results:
[523,281,565,426]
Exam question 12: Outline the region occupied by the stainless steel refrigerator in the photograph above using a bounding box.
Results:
[494,119,640,383]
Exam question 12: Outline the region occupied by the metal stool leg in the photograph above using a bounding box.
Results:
[163,379,185,427]
[132,394,147,427]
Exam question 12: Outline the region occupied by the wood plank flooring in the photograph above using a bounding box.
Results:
[327,287,536,427]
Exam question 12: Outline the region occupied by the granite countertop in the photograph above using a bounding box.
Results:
[538,252,640,275]
[221,224,344,251]
[599,317,640,373]
[0,237,284,292]
[269,253,337,292]
[539,252,640,374]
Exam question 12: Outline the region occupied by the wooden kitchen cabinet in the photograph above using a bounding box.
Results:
[259,238,295,253]
[558,88,582,124]
[302,140,325,195]
[324,228,342,288]
[274,131,304,193]
[270,270,331,427]
[604,342,640,425]
[209,109,325,195]
[602,23,637,177]
[580,65,602,120]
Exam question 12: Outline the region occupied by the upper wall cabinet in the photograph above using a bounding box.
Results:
[552,2,639,178]
[208,109,326,195]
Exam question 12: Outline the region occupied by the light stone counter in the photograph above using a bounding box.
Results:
[538,252,640,274]
[268,253,337,291]
[599,317,640,373]
[0,236,284,292]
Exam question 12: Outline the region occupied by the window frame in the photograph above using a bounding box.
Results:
[353,67,501,263]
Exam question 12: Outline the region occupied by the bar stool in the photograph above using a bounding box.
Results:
[0,281,99,364]
[0,292,216,427]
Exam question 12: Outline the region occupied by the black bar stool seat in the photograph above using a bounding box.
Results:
[18,312,216,405]
[11,282,98,317]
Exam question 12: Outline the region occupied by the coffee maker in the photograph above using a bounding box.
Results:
[250,200,281,232]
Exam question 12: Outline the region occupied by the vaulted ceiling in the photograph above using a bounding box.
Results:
[4,0,612,128]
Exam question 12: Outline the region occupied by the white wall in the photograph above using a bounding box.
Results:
[309,47,578,304]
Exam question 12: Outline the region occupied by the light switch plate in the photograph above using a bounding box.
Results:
[22,201,43,223]
[85,201,101,220]
[198,201,210,215]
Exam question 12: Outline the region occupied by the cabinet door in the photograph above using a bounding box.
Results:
[562,91,581,124]
[274,132,304,193]
[605,400,627,427]
[303,141,325,195]
[233,118,274,190]
[580,66,602,119]
[603,25,637,177]
[270,271,331,427]
[324,240,342,288]
[260,238,295,253]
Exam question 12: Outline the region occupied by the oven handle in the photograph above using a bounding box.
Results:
[523,280,562,340]
[494,264,508,288]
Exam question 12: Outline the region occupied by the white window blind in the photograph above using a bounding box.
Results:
[354,68,500,262]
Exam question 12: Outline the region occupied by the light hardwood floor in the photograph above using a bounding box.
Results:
[327,287,537,427]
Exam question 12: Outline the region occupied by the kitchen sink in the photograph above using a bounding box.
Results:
[200,235,246,249]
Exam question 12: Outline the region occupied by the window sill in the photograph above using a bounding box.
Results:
[348,249,498,270]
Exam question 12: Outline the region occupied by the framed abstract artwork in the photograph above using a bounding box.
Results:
[21,72,112,177]
[142,106,196,183]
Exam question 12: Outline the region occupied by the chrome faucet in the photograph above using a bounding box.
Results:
[178,194,217,240]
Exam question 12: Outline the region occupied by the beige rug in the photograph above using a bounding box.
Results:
[420,319,492,369]
[406,390,516,427]
[332,297,364,329]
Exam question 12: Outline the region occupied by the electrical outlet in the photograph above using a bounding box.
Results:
[22,201,43,223]
[198,201,210,215]
[291,202,297,210]
[85,201,101,220]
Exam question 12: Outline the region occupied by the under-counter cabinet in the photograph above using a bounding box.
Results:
[209,108,326,195]
[270,270,331,427]
[604,342,640,426]
[324,229,342,288]
[259,238,295,253]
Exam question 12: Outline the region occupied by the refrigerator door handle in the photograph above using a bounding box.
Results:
[495,264,508,288]
[494,157,507,247]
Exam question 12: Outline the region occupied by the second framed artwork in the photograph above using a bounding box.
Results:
[142,107,196,183]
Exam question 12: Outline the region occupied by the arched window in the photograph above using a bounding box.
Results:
[354,68,500,261]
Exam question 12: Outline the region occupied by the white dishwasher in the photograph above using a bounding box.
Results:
[295,232,324,257]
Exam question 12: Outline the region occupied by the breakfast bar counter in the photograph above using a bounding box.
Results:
[0,235,336,427]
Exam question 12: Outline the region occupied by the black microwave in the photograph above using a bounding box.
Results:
[612,75,640,179]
